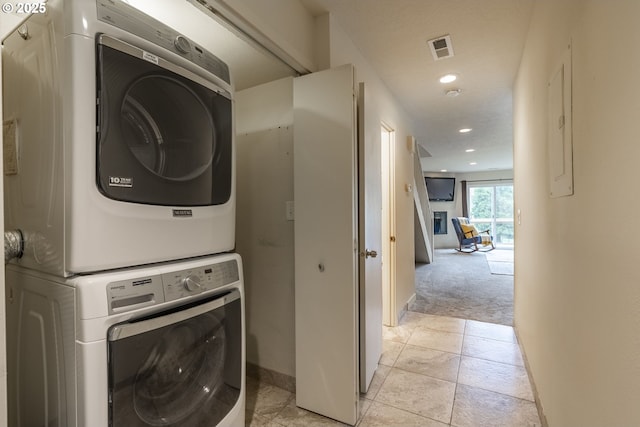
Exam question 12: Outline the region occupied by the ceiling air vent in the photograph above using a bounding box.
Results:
[428,35,454,61]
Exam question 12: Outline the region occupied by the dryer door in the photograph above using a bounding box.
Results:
[107,290,242,426]
[96,35,232,207]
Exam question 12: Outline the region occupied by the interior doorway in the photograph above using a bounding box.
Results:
[412,177,515,325]
[381,123,396,326]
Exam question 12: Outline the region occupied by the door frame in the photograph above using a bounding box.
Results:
[381,122,397,326]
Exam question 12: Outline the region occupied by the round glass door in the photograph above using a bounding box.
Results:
[97,39,233,206]
[132,313,226,425]
[121,75,215,182]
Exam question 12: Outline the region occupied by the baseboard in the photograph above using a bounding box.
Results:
[407,293,416,308]
[513,323,549,427]
[246,362,296,393]
[398,293,417,323]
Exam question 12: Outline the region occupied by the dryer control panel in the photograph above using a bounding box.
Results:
[106,259,239,314]
[96,0,231,84]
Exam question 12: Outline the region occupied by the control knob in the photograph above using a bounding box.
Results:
[174,35,191,54]
[182,274,202,292]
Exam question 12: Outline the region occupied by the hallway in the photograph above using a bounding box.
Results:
[247,312,540,426]
[411,249,514,326]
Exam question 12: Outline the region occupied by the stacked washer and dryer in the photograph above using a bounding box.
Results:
[3,0,245,425]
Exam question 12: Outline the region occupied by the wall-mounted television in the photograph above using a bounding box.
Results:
[425,177,455,202]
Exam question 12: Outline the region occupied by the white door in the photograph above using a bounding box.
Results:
[293,65,359,425]
[357,83,383,393]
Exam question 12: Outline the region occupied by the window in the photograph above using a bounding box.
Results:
[468,182,513,246]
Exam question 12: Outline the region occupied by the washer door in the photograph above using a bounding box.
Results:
[133,313,224,425]
[96,36,232,207]
[108,291,242,426]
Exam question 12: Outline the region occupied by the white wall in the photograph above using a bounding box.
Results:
[321,13,419,319]
[232,5,421,374]
[235,77,295,377]
[423,171,458,249]
[514,1,640,425]
[222,0,316,71]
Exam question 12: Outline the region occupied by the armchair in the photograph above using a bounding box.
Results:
[451,217,495,253]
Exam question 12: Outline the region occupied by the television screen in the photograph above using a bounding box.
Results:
[425,177,455,201]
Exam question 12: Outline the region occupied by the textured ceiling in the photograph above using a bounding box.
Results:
[136,0,534,173]
[300,0,534,173]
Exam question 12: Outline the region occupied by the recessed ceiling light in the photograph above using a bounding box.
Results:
[459,128,472,133]
[445,89,461,97]
[465,148,475,152]
[439,74,457,84]
[469,162,477,165]
[440,169,447,172]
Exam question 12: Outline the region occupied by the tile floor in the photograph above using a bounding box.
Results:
[246,311,542,426]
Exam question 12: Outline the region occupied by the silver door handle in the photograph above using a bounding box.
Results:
[364,249,378,259]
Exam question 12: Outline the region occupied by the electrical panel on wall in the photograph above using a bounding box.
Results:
[548,43,573,198]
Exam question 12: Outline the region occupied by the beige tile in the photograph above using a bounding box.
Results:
[462,335,524,366]
[358,401,449,427]
[375,368,456,424]
[395,344,461,382]
[273,400,349,426]
[407,326,464,354]
[458,357,534,401]
[403,311,466,334]
[451,384,541,427]
[399,310,426,325]
[382,323,413,343]
[248,312,540,427]
[465,320,517,343]
[249,414,288,427]
[398,311,429,330]
[362,364,391,400]
[380,340,404,366]
[358,397,373,422]
[246,378,294,420]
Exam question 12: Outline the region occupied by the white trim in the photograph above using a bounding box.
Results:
[186,0,312,75]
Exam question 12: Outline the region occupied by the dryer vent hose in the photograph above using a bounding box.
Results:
[4,229,24,263]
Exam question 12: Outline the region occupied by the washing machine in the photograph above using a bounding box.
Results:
[2,0,236,276]
[5,253,245,426]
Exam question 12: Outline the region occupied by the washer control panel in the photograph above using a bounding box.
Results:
[161,260,239,302]
[106,259,239,314]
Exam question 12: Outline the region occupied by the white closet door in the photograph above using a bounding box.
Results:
[294,64,359,425]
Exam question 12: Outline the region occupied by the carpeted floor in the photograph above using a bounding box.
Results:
[409,248,514,326]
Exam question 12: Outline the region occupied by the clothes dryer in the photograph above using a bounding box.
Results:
[3,0,235,276]
[6,253,245,427]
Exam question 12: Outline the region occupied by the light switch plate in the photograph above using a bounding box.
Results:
[286,201,295,221]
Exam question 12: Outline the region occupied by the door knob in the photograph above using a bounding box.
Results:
[364,249,378,259]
